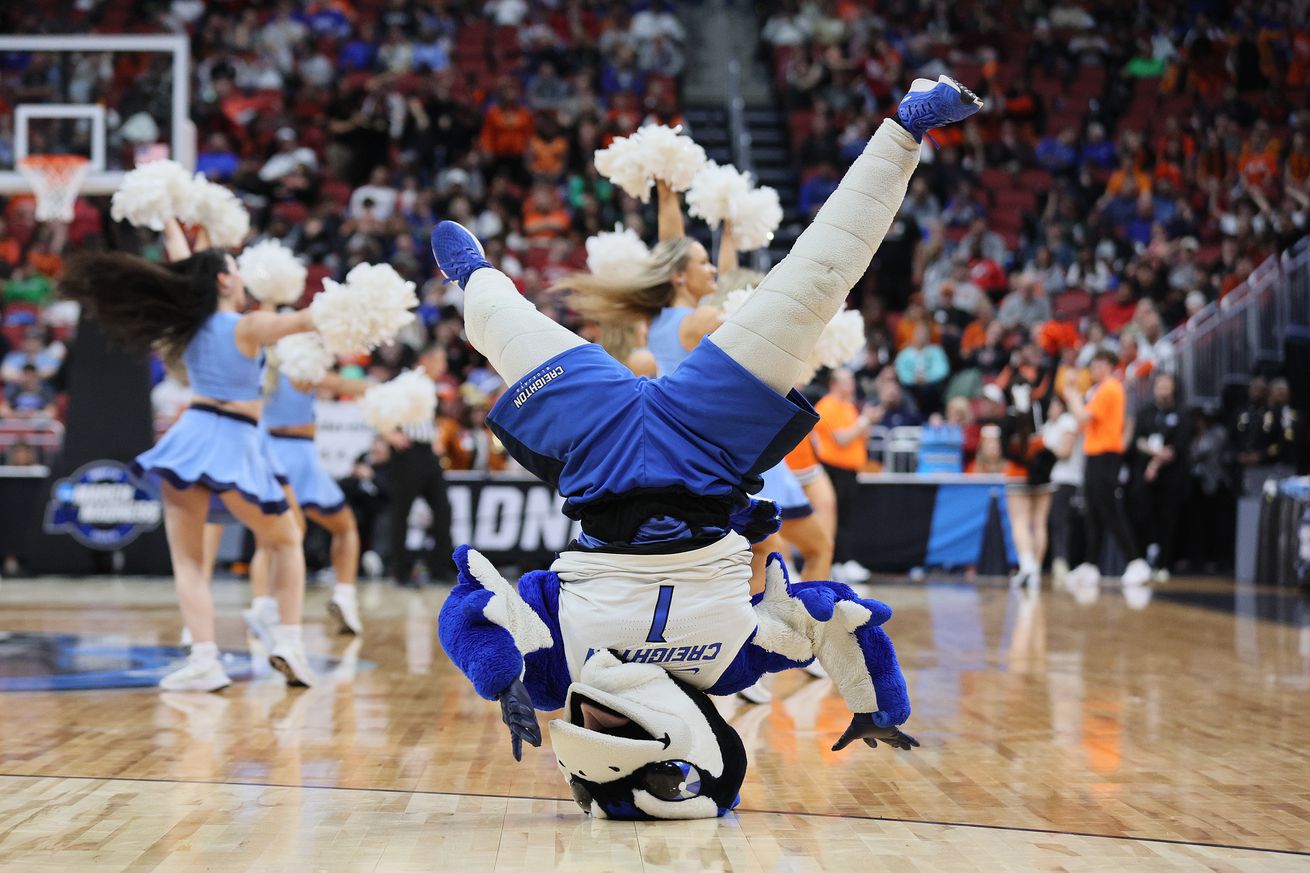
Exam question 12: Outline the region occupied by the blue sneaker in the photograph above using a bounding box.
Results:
[896,74,984,142]
[430,220,492,288]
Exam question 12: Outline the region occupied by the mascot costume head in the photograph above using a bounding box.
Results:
[550,651,747,819]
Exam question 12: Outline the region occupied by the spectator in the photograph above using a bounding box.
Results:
[894,322,949,415]
[997,273,1051,331]
[259,127,319,183]
[1261,378,1302,470]
[868,372,923,430]
[480,83,535,182]
[1063,349,1152,586]
[526,62,573,113]
[1130,373,1190,579]
[798,162,839,220]
[1,364,56,420]
[2,329,59,383]
[814,368,874,569]
[1182,405,1232,573]
[349,167,399,221]
[1042,394,1083,585]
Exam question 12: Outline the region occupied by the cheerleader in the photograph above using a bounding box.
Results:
[258,366,368,636]
[433,75,979,713]
[62,233,318,692]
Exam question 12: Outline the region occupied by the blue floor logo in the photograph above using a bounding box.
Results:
[44,460,162,549]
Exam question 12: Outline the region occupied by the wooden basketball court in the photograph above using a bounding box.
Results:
[0,575,1306,871]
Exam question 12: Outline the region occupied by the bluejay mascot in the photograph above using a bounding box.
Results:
[438,533,917,821]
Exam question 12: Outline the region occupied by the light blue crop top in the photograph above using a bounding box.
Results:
[648,305,694,376]
[263,372,316,428]
[182,312,263,401]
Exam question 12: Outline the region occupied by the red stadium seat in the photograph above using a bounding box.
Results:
[1052,288,1092,321]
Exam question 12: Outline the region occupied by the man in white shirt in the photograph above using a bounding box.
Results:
[259,128,319,182]
[349,167,399,221]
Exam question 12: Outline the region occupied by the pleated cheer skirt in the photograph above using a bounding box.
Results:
[266,433,346,514]
[132,404,290,515]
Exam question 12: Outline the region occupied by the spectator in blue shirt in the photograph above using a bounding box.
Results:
[1,329,59,384]
[1035,128,1079,175]
[798,163,840,219]
[895,322,950,416]
[1079,122,1117,170]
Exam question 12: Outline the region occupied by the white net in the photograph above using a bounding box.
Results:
[18,155,90,222]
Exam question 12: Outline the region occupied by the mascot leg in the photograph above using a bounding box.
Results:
[711,119,921,394]
[463,268,586,385]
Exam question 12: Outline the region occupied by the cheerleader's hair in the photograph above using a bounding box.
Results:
[60,248,229,361]
[555,236,699,324]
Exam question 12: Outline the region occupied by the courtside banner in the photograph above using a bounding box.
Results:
[445,472,583,565]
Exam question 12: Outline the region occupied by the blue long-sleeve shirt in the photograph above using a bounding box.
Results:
[894,345,950,386]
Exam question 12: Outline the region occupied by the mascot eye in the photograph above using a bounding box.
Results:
[640,761,703,802]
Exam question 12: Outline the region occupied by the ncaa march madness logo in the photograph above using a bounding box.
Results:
[44,461,162,549]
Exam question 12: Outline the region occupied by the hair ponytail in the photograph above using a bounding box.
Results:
[553,236,698,324]
[60,249,229,361]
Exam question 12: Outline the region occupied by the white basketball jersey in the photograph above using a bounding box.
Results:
[552,532,757,689]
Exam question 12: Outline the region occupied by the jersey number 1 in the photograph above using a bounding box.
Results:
[645,585,674,643]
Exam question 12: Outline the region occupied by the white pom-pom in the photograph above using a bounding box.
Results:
[237,239,307,305]
[630,124,707,192]
[309,262,418,355]
[593,124,707,202]
[274,333,334,385]
[109,159,197,231]
[593,133,650,201]
[182,177,250,248]
[585,225,651,281]
[345,261,419,345]
[362,368,437,432]
[685,162,751,228]
[732,186,782,252]
[802,309,867,382]
[719,285,754,319]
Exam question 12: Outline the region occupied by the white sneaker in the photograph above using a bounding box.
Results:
[1070,563,1102,587]
[1121,558,1152,587]
[242,606,276,651]
[160,653,230,692]
[803,659,828,679]
[737,679,773,705]
[1152,568,1170,583]
[270,641,316,688]
[327,593,363,636]
[361,550,384,579]
[840,560,872,583]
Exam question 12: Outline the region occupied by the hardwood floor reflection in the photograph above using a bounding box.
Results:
[0,575,1307,871]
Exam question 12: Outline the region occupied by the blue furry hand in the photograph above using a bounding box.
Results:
[497,678,542,761]
[831,712,920,752]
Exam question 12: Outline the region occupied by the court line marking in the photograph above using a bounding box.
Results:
[1,771,1305,858]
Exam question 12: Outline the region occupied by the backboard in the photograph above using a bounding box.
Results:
[0,34,192,194]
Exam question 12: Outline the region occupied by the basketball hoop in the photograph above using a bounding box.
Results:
[18,155,90,223]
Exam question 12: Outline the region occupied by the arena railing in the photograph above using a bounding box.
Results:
[0,419,64,470]
[1132,237,1309,410]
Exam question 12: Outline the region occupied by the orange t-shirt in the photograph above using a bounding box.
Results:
[1083,377,1125,455]
[785,431,820,472]
[814,395,867,471]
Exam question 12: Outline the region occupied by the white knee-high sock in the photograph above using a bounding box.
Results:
[712,119,921,394]
[463,267,586,384]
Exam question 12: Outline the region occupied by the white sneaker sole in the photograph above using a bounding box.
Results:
[269,655,313,688]
[326,599,361,636]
